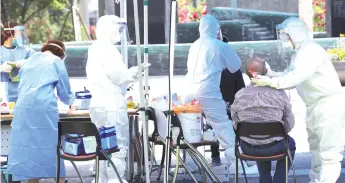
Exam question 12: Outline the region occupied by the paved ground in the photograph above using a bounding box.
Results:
[38,153,345,183]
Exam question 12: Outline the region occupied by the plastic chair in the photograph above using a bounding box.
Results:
[234,121,297,183]
[56,121,122,183]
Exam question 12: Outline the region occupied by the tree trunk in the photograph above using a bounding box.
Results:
[79,0,90,32]
[1,0,9,23]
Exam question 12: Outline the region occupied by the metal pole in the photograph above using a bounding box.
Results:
[120,0,129,68]
[144,0,149,104]
[133,0,150,182]
[144,1,150,178]
[164,0,177,182]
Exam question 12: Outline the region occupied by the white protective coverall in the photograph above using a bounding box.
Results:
[86,15,149,183]
[252,17,345,183]
[183,14,258,174]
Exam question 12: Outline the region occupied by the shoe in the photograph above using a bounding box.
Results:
[211,157,222,166]
[89,162,96,175]
[228,161,258,175]
[170,167,199,174]
[246,160,256,167]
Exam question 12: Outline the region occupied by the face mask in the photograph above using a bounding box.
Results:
[14,36,24,47]
[282,41,293,49]
[12,38,18,47]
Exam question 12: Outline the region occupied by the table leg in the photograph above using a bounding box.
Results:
[134,116,142,178]
[126,115,134,181]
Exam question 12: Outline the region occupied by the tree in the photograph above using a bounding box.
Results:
[1,0,75,43]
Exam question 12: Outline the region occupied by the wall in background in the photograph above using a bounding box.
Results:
[32,38,337,78]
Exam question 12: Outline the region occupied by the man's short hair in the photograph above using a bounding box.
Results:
[245,57,267,78]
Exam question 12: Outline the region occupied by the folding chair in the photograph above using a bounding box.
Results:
[169,112,222,183]
[234,122,297,183]
[56,121,122,183]
[145,107,178,181]
[146,107,221,182]
[145,108,165,176]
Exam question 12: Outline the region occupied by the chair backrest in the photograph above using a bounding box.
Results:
[236,122,287,140]
[146,107,159,136]
[57,121,101,147]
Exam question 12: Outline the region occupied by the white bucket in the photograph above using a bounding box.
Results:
[177,113,203,143]
[154,109,168,138]
[171,127,183,145]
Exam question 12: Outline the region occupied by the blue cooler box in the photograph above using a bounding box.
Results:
[99,126,118,151]
[62,126,118,156]
[75,89,92,110]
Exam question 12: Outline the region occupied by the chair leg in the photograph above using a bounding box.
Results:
[287,148,297,183]
[70,161,84,183]
[56,155,60,183]
[101,151,123,183]
[95,156,100,183]
[235,157,238,183]
[236,147,248,183]
[157,145,165,181]
[1,172,6,183]
[240,159,248,183]
[285,156,288,183]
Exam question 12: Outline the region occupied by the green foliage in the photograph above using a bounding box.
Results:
[1,0,75,43]
[327,47,345,61]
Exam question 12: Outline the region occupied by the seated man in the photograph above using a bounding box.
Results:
[231,57,296,183]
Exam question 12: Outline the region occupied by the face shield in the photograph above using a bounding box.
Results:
[217,25,223,40]
[4,25,29,47]
[113,18,130,45]
[276,23,293,59]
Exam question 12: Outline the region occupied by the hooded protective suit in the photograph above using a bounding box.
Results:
[252,17,345,183]
[183,14,257,174]
[86,15,149,183]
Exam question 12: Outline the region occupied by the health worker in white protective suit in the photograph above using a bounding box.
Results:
[86,15,150,183]
[252,17,345,183]
[183,14,258,174]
